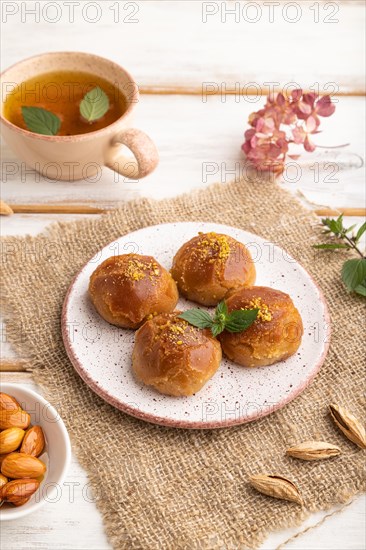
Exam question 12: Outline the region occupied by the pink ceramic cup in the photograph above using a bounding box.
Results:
[0,52,159,181]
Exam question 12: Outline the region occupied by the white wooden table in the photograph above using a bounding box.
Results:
[1,2,365,548]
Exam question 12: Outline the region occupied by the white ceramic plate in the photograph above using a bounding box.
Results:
[62,222,330,429]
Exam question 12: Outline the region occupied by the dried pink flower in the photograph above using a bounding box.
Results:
[242,89,336,175]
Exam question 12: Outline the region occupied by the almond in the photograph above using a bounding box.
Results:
[1,452,46,479]
[0,473,8,504]
[0,474,8,489]
[0,393,20,412]
[0,428,25,454]
[0,478,39,505]
[286,440,341,461]
[12,496,31,507]
[249,474,303,505]
[329,403,366,449]
[20,426,45,457]
[0,408,31,430]
[0,200,13,216]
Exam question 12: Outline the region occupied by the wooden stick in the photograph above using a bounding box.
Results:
[0,359,29,372]
[0,372,34,382]
[9,204,106,214]
[6,205,366,216]
[314,208,366,217]
[140,86,366,97]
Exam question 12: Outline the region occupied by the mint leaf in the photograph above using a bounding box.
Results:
[178,309,213,329]
[341,258,366,292]
[321,216,344,236]
[225,309,259,332]
[179,303,259,337]
[211,301,228,335]
[335,214,345,234]
[355,283,366,297]
[211,323,224,338]
[315,215,366,298]
[80,87,109,122]
[355,222,366,244]
[21,106,61,136]
[215,301,228,318]
[345,224,357,234]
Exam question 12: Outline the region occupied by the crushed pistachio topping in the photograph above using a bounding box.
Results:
[195,232,231,263]
[247,297,272,322]
[169,323,185,334]
[153,316,202,346]
[122,257,160,282]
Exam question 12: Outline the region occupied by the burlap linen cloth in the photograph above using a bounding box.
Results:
[1,179,365,549]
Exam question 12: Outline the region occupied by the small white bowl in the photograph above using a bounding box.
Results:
[0,383,71,521]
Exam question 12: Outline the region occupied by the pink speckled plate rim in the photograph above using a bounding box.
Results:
[61,222,331,429]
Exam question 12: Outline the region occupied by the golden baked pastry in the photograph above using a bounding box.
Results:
[132,312,222,396]
[171,232,256,306]
[89,254,179,329]
[219,286,303,367]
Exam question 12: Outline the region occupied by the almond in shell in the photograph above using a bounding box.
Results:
[0,478,40,505]
[249,474,303,505]
[0,200,13,216]
[0,408,31,430]
[1,452,46,479]
[329,404,366,449]
[0,427,25,454]
[286,440,341,461]
[20,426,45,457]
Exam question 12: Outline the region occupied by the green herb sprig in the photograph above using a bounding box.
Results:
[313,215,366,297]
[179,301,258,338]
[21,86,110,135]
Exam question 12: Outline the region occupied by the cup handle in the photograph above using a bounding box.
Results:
[105,128,159,179]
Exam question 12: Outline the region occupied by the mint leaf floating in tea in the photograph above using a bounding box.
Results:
[21,106,61,136]
[179,301,258,337]
[80,87,109,122]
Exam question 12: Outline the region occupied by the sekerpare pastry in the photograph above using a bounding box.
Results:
[171,232,256,306]
[219,286,303,367]
[89,254,179,329]
[132,312,222,396]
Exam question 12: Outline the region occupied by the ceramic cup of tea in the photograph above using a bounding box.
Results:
[0,52,159,181]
